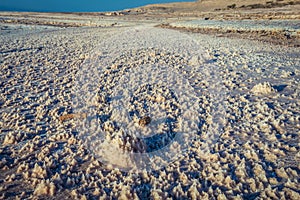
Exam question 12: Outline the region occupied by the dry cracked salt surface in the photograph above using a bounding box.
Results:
[0,22,300,200]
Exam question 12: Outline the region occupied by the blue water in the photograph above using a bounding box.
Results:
[0,0,194,12]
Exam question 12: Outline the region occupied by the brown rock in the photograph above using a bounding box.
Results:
[59,113,87,122]
[139,116,151,127]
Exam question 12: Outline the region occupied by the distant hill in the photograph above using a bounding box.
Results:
[134,0,300,14]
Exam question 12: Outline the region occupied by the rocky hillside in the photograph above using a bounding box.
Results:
[132,0,300,17]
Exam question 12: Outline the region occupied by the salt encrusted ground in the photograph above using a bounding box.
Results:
[0,17,299,200]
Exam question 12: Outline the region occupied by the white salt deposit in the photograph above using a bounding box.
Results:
[251,82,276,95]
[73,26,227,172]
[0,16,299,199]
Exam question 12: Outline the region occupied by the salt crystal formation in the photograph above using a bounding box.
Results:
[251,82,276,95]
[0,18,299,200]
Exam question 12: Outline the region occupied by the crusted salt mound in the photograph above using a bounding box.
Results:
[251,82,276,95]
[33,181,56,196]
